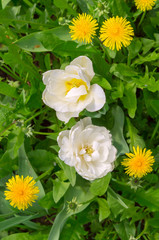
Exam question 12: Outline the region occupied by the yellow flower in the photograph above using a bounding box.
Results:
[122,146,155,178]
[69,13,98,44]
[4,175,39,210]
[134,0,156,11]
[99,16,134,51]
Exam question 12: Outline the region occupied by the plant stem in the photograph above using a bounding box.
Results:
[24,108,47,124]
[35,166,54,182]
[0,120,16,136]
[33,131,58,136]
[137,11,146,29]
[150,119,159,142]
[23,0,43,15]
[136,220,148,239]
[0,66,21,82]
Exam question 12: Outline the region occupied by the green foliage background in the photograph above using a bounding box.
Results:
[0,0,159,239]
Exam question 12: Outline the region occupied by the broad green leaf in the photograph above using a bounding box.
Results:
[53,179,70,203]
[28,149,54,171]
[56,157,76,186]
[0,82,18,98]
[0,215,36,231]
[1,232,48,240]
[122,82,137,118]
[111,106,129,156]
[54,0,77,15]
[151,100,159,114]
[97,198,110,222]
[143,89,159,118]
[15,26,71,52]
[92,76,112,90]
[60,218,87,240]
[132,50,159,66]
[109,0,131,17]
[114,220,136,240]
[90,173,111,196]
[48,183,94,240]
[141,38,155,55]
[53,41,96,58]
[135,188,159,212]
[107,187,133,218]
[38,191,56,210]
[77,0,89,13]
[1,0,11,9]
[126,118,145,151]
[127,38,142,62]
[19,144,45,200]
[110,63,138,82]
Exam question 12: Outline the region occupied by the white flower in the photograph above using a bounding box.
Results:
[57,117,117,181]
[42,56,106,123]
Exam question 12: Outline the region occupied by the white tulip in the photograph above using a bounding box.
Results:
[42,56,106,123]
[57,117,117,181]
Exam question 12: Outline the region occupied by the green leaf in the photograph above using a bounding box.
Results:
[56,157,76,186]
[28,149,54,171]
[54,0,77,15]
[90,173,111,196]
[127,38,142,62]
[151,100,159,114]
[53,179,70,203]
[126,118,145,151]
[141,38,155,55]
[1,232,48,240]
[107,187,134,218]
[135,188,159,212]
[38,191,55,210]
[114,220,136,240]
[132,50,159,66]
[48,182,94,240]
[97,198,110,222]
[109,0,131,17]
[19,144,45,200]
[122,82,137,118]
[0,82,18,98]
[48,185,91,240]
[0,215,36,231]
[92,76,112,90]
[60,218,87,240]
[15,26,71,52]
[111,106,129,156]
[1,0,11,9]
[110,63,138,82]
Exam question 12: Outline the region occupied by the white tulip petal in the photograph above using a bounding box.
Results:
[70,56,95,80]
[57,117,117,181]
[42,56,106,122]
[56,111,80,123]
[86,84,106,112]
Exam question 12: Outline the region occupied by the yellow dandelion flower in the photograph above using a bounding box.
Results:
[122,146,155,178]
[69,13,98,44]
[4,175,39,211]
[99,16,134,51]
[134,0,156,11]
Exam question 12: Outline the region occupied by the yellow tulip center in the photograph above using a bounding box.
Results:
[65,78,88,101]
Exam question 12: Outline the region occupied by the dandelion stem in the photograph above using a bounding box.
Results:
[35,166,54,182]
[137,11,146,29]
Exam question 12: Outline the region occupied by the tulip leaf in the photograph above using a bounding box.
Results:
[111,106,129,156]
[90,173,111,196]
